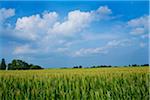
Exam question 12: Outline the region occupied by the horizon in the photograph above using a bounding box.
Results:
[0,1,149,68]
[0,58,149,68]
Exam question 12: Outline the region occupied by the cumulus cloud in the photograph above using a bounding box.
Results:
[127,15,149,35]
[49,10,92,35]
[15,12,58,40]
[4,6,145,57]
[2,6,147,57]
[97,6,112,15]
[14,6,112,41]
[0,8,15,22]
[50,6,112,35]
[95,6,112,20]
[10,6,113,55]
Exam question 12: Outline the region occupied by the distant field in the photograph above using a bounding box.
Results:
[0,67,149,100]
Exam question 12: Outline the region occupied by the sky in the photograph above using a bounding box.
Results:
[0,1,149,68]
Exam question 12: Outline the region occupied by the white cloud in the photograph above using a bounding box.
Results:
[106,39,131,47]
[2,6,147,58]
[49,10,92,35]
[11,6,113,55]
[0,8,15,39]
[97,6,112,15]
[13,44,37,55]
[0,8,15,22]
[14,6,112,41]
[127,15,149,35]
[73,47,108,57]
[49,6,112,35]
[1,6,148,60]
[127,15,148,28]
[15,12,58,40]
[95,6,112,20]
[130,27,145,35]
[73,39,131,57]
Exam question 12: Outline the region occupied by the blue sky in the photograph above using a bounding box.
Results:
[0,1,149,68]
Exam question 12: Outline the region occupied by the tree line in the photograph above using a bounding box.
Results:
[0,58,149,70]
[72,64,149,69]
[0,58,43,70]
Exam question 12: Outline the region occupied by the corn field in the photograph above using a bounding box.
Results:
[0,67,149,100]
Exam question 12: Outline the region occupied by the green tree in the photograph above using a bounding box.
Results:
[29,64,43,69]
[0,58,6,70]
[8,63,13,70]
[8,59,43,70]
[9,59,29,70]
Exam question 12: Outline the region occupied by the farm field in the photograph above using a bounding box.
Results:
[0,67,149,100]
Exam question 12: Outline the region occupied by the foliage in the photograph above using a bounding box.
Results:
[0,58,6,70]
[0,67,149,100]
[29,64,43,69]
[8,59,29,70]
[73,65,82,68]
[8,59,43,70]
[73,64,149,68]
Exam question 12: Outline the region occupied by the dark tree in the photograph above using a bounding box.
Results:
[73,66,78,68]
[0,58,6,70]
[132,64,137,67]
[8,59,43,70]
[91,66,96,68]
[108,65,112,67]
[141,64,149,66]
[79,65,82,68]
[8,59,29,70]
[30,65,43,69]
[129,64,131,67]
[8,63,12,70]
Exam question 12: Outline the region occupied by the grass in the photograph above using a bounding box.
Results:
[0,67,149,100]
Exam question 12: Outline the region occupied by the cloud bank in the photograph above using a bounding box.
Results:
[0,6,149,57]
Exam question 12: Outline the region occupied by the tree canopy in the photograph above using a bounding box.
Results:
[0,58,6,70]
[7,59,43,70]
